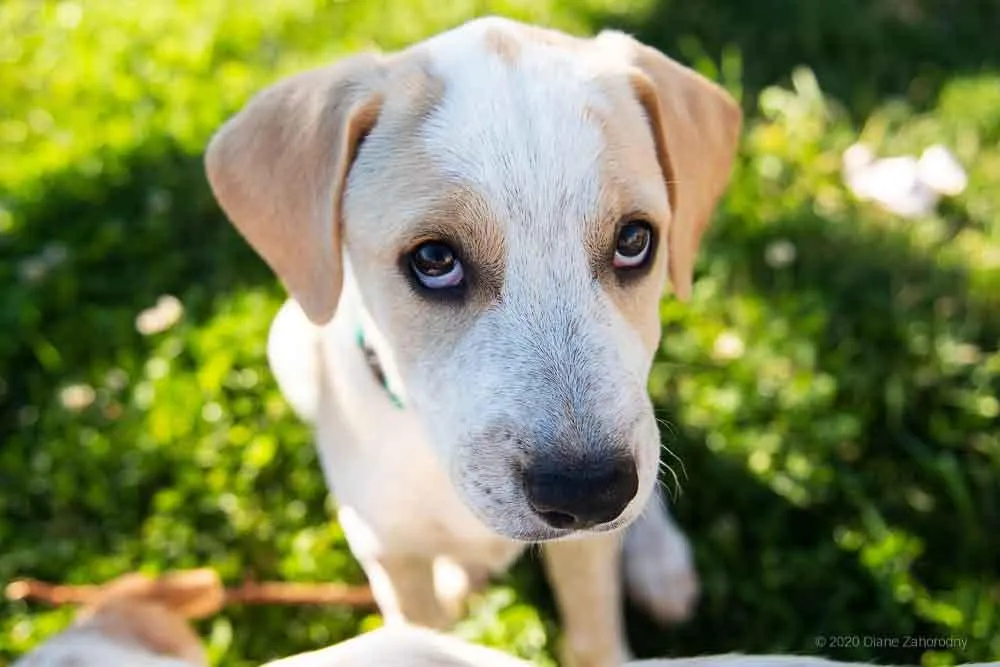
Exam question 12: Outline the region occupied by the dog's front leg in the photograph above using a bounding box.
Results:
[622,494,699,624]
[361,554,453,630]
[542,533,630,667]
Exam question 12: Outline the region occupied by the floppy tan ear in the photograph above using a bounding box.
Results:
[205,55,386,324]
[607,34,742,300]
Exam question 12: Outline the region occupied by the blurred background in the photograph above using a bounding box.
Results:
[1,1,998,665]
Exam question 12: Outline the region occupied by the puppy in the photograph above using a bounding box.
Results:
[9,570,224,667]
[206,16,741,667]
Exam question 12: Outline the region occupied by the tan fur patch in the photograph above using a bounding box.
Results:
[484,26,521,63]
[623,43,742,300]
[517,22,588,52]
[402,188,507,302]
[483,19,590,63]
[343,57,509,366]
[584,80,672,353]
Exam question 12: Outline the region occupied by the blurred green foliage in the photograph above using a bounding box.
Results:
[1,0,998,666]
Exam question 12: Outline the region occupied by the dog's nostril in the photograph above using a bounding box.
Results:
[538,510,578,530]
[524,456,638,530]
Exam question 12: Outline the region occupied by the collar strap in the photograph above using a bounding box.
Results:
[354,325,405,409]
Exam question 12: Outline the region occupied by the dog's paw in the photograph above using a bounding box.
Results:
[558,633,632,667]
[623,523,700,624]
[432,557,473,625]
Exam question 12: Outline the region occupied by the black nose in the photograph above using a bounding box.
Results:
[524,456,638,530]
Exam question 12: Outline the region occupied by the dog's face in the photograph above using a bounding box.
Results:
[342,26,677,540]
[206,18,741,541]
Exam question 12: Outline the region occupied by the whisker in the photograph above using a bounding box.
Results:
[657,460,682,501]
[654,416,678,438]
[657,476,679,502]
[652,415,689,484]
[660,444,688,482]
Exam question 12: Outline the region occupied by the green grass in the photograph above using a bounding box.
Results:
[1,1,998,665]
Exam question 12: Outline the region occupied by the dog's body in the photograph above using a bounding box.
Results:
[256,18,713,661]
[267,262,698,648]
[207,16,741,667]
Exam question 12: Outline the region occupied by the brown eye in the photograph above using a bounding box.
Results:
[614,221,652,269]
[409,241,465,289]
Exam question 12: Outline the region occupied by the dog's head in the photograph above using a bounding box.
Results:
[206,17,741,542]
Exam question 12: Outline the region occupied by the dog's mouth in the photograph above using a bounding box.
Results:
[505,512,637,543]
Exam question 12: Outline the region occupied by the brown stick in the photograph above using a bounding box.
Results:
[5,577,375,609]
[5,580,101,606]
[224,580,375,607]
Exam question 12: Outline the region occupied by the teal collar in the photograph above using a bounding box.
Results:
[354,325,405,409]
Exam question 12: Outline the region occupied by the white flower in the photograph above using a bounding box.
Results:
[60,383,95,411]
[135,295,184,335]
[765,239,797,268]
[842,142,967,218]
[712,331,746,361]
[17,243,70,284]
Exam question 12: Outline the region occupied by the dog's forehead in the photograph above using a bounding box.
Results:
[413,18,636,232]
[345,17,668,296]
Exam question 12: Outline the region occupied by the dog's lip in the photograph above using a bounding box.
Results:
[531,508,639,541]
[501,517,630,543]
[594,519,631,534]
[502,525,571,543]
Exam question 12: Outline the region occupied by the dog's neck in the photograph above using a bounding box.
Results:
[354,324,405,409]
[341,259,408,410]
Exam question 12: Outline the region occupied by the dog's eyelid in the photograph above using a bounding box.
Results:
[616,210,659,230]
[401,227,468,258]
